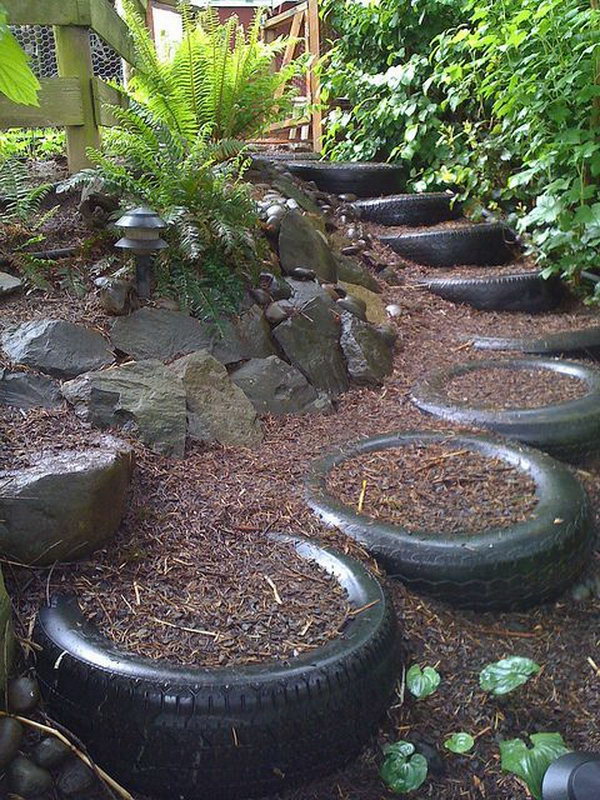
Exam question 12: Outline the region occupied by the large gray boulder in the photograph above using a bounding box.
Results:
[169,351,262,447]
[0,435,133,566]
[110,308,213,361]
[0,369,62,410]
[278,211,338,282]
[212,305,278,365]
[0,570,13,691]
[284,278,335,309]
[0,272,22,297]
[2,320,114,379]
[337,255,382,293]
[273,297,349,397]
[231,356,331,415]
[340,312,394,385]
[62,360,187,457]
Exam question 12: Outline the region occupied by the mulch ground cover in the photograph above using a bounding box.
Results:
[326,442,538,534]
[2,199,600,800]
[445,365,589,410]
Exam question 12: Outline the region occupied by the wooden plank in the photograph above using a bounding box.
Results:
[274,9,304,100]
[0,77,84,127]
[89,0,138,65]
[307,0,322,151]
[264,3,308,30]
[269,115,310,132]
[3,0,89,26]
[91,77,128,127]
[55,24,100,172]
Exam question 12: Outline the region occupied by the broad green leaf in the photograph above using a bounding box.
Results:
[0,10,40,106]
[406,664,441,699]
[500,733,571,800]
[444,732,475,754]
[380,741,428,794]
[479,656,540,695]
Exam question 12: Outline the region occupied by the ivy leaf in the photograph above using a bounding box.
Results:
[500,733,571,800]
[380,741,428,794]
[444,732,475,754]
[479,656,540,695]
[406,664,441,699]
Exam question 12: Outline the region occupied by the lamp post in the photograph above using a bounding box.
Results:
[115,207,167,300]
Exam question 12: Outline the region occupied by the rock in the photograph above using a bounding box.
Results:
[386,303,402,318]
[273,297,349,397]
[154,296,180,312]
[0,271,22,296]
[110,308,213,361]
[63,362,187,457]
[0,369,62,410]
[94,276,138,316]
[169,351,262,448]
[272,176,320,214]
[2,320,114,379]
[288,267,316,281]
[7,676,40,714]
[265,301,291,326]
[258,272,292,301]
[375,322,399,346]
[266,204,286,221]
[211,306,278,365]
[340,312,394,386]
[78,177,119,227]
[249,288,272,306]
[336,296,367,321]
[339,193,358,203]
[7,756,53,797]
[0,435,134,565]
[340,245,360,256]
[33,737,72,769]
[380,266,403,286]
[284,278,335,310]
[339,281,388,325]
[56,758,95,796]
[337,256,382,293]
[322,283,346,300]
[278,210,338,283]
[231,356,331,415]
[0,570,13,690]
[0,718,23,770]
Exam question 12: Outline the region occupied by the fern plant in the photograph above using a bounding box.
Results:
[58,101,262,318]
[0,156,52,222]
[121,0,301,143]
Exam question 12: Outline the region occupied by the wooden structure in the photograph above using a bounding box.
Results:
[262,0,322,151]
[0,0,145,172]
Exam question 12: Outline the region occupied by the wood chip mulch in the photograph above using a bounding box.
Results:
[445,365,589,410]
[2,202,600,800]
[327,442,538,534]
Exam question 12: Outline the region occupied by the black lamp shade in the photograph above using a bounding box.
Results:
[543,752,600,800]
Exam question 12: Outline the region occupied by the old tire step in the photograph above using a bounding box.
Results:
[420,270,564,312]
[354,192,462,226]
[284,161,404,198]
[467,325,600,359]
[380,222,518,267]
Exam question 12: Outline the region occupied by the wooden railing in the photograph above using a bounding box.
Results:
[0,0,146,173]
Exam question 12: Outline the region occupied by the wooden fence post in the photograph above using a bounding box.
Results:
[53,24,100,172]
[307,0,323,152]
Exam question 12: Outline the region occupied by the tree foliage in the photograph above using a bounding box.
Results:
[0,3,40,106]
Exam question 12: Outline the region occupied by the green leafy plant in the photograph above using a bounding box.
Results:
[500,733,571,800]
[406,664,441,699]
[380,741,428,794]
[121,0,301,143]
[444,732,475,754]
[479,656,540,696]
[0,3,40,105]
[59,101,261,318]
[0,128,65,159]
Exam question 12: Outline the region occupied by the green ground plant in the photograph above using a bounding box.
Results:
[320,0,600,297]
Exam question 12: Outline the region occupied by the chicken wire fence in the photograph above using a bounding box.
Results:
[10,25,125,84]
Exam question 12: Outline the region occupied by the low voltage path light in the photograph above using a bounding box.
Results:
[115,207,167,299]
[542,752,600,800]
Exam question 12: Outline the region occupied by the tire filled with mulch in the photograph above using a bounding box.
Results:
[410,357,600,460]
[33,535,400,800]
[305,431,595,610]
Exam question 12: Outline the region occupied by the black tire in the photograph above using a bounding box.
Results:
[305,431,595,610]
[410,358,600,461]
[33,536,399,800]
[469,326,600,360]
[422,271,563,312]
[379,223,518,267]
[354,193,462,226]
[284,162,404,197]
